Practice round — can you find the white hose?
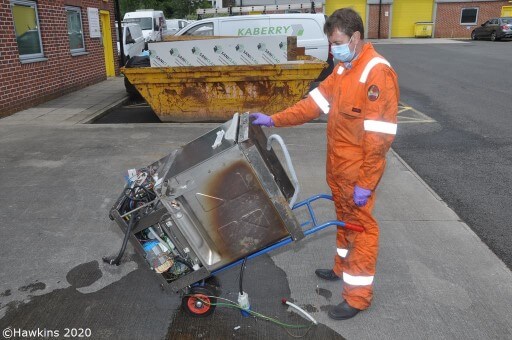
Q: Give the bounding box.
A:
[266,134,300,208]
[284,300,318,325]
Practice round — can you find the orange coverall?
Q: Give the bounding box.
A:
[271,43,399,310]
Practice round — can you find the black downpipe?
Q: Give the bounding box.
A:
[114,0,125,66]
[377,0,382,40]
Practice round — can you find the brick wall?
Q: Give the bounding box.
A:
[0,0,119,116]
[435,0,509,38]
[367,4,391,39]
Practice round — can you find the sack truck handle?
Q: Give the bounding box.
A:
[266,134,300,208]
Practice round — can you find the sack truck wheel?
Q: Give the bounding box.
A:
[182,286,217,317]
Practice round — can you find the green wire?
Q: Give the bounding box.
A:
[190,295,314,329]
[212,302,311,329]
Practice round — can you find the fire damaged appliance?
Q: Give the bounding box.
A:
[105,113,305,313]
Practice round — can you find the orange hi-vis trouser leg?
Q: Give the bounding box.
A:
[328,177,380,311]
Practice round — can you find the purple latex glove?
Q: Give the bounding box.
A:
[250,112,274,127]
[353,185,372,207]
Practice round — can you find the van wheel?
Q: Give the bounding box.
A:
[471,31,477,40]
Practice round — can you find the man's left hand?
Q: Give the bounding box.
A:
[353,185,372,207]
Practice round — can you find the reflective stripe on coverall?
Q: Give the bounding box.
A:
[271,43,399,310]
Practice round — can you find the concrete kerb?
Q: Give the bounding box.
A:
[390,148,443,202]
[73,95,129,124]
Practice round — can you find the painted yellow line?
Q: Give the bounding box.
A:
[397,101,436,123]
[398,106,413,114]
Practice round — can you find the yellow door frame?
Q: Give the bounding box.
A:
[502,6,512,17]
[100,10,115,77]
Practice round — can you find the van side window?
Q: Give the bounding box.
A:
[126,27,133,42]
[183,23,213,36]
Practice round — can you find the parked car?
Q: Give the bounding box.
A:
[165,19,190,36]
[471,17,512,41]
[116,23,145,62]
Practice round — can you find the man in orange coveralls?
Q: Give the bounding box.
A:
[250,8,399,320]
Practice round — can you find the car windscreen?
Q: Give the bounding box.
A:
[501,18,512,24]
[124,17,152,30]
[183,23,213,36]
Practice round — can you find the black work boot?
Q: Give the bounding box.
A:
[315,269,340,281]
[328,300,361,320]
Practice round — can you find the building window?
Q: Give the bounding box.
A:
[66,6,85,53]
[11,0,44,60]
[460,8,478,25]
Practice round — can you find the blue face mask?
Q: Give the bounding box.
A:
[331,37,356,63]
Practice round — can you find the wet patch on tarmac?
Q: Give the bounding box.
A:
[0,256,176,339]
[167,255,345,339]
[18,282,46,293]
[66,261,102,288]
[320,305,331,312]
[316,286,333,300]
[0,256,346,339]
[301,304,318,313]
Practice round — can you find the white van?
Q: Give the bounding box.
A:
[123,10,167,43]
[174,14,328,61]
[116,23,145,60]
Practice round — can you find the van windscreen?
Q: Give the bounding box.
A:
[124,18,152,30]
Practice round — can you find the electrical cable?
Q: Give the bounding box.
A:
[187,294,315,337]
[239,257,247,295]
[106,169,158,266]
[174,257,194,271]
[103,210,140,266]
[123,187,146,202]
[123,181,156,203]
[136,184,156,200]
